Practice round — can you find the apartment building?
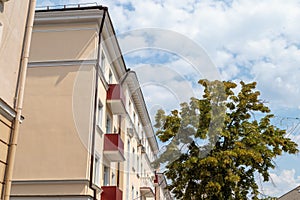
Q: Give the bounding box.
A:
[0,0,35,199]
[279,185,300,200]
[10,5,172,200]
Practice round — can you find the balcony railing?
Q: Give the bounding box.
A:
[101,186,122,200]
[140,176,155,197]
[103,133,125,162]
[106,84,126,115]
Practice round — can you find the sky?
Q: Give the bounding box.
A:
[37,0,300,198]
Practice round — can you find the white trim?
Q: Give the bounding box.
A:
[12,179,89,185]
[33,27,97,33]
[34,9,105,25]
[28,60,97,67]
[0,98,16,121]
[35,15,102,23]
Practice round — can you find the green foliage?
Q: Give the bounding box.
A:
[154,80,298,200]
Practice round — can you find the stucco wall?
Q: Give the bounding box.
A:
[13,65,95,182]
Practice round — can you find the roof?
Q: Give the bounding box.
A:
[279,185,300,200]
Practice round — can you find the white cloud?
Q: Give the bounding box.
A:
[96,0,300,111]
[133,63,198,106]
[39,0,300,110]
[260,169,300,197]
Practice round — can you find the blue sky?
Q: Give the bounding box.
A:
[37,0,300,197]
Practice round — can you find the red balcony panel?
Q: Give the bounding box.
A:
[101,186,122,200]
[106,84,126,115]
[154,174,158,184]
[103,133,125,162]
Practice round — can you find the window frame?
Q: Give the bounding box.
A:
[100,50,106,73]
[97,101,103,129]
[132,147,135,171]
[93,155,101,186]
[103,165,110,186]
[105,115,111,134]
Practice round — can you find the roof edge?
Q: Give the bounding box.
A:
[36,5,108,13]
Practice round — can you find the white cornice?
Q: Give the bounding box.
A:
[125,72,160,153]
[28,59,97,67]
[34,9,105,26]
[0,98,16,121]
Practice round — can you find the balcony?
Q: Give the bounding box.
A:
[140,177,155,197]
[103,133,125,162]
[106,84,126,115]
[101,186,122,200]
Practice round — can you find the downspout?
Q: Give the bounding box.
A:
[89,7,107,200]
[3,0,36,199]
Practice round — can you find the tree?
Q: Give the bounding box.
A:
[154,80,298,200]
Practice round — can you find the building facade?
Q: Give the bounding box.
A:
[0,0,35,199]
[279,185,300,200]
[10,5,172,200]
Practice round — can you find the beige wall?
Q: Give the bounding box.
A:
[11,9,103,197]
[13,65,95,182]
[11,181,89,196]
[0,0,30,107]
[12,64,96,198]
[29,24,98,62]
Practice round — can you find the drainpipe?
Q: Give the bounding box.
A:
[3,0,36,199]
[89,7,107,200]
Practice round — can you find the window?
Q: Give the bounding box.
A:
[127,140,131,163]
[132,148,135,171]
[108,70,113,84]
[106,115,111,133]
[133,112,136,126]
[137,155,140,175]
[103,166,110,186]
[141,131,145,145]
[94,156,100,185]
[111,172,116,185]
[132,186,134,200]
[100,50,105,72]
[97,102,103,128]
[128,100,132,115]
